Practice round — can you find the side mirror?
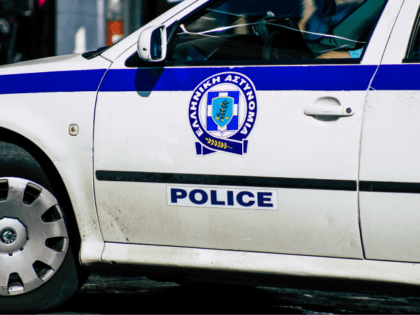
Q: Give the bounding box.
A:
[137,25,167,62]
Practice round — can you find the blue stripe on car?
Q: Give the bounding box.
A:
[99,66,377,92]
[370,64,420,91]
[0,69,107,94]
[0,64,419,94]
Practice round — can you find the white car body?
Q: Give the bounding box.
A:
[2,0,420,307]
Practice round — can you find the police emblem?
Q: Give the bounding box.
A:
[189,72,257,156]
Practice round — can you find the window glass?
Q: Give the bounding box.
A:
[169,0,386,64]
[406,9,420,61]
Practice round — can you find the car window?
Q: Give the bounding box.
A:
[405,8,420,62]
[167,0,387,64]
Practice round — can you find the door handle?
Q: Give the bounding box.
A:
[304,97,354,117]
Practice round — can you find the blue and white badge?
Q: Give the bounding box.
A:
[189,72,258,156]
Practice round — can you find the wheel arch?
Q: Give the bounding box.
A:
[0,127,104,268]
[0,127,81,251]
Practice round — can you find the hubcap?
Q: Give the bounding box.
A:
[0,178,69,296]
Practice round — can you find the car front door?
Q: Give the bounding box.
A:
[94,0,401,258]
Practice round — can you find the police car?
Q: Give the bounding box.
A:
[1,0,420,312]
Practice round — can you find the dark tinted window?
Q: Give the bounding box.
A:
[406,8,420,61]
[168,0,387,64]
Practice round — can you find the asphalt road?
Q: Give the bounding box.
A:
[49,273,420,314]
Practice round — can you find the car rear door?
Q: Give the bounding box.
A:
[94,0,401,259]
[359,0,420,262]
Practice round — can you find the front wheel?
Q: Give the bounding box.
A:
[0,177,85,313]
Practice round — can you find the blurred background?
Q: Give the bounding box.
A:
[0,0,183,65]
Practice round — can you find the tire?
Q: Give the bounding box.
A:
[0,141,88,313]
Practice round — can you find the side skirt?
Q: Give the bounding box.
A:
[95,242,420,296]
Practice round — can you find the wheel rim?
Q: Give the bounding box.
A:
[0,178,68,296]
